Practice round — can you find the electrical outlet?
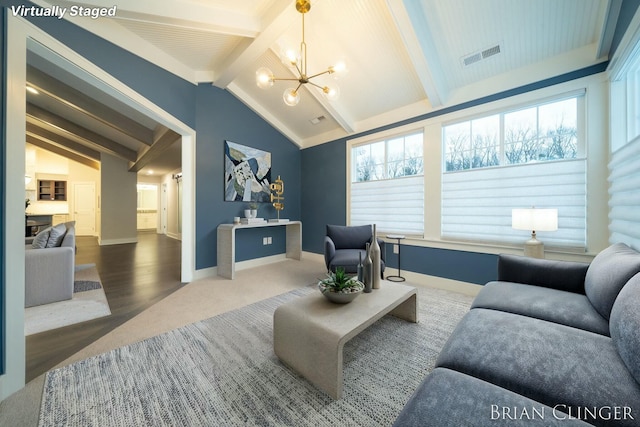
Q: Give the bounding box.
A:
[263,237,268,245]
[267,236,273,244]
[393,244,399,254]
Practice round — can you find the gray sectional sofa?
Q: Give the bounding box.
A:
[394,243,640,426]
[25,221,76,307]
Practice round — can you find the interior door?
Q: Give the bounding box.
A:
[73,182,96,236]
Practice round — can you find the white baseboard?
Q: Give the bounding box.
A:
[398,270,482,297]
[192,266,217,281]
[98,237,138,246]
[236,254,288,271]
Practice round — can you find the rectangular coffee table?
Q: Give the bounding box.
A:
[273,281,418,399]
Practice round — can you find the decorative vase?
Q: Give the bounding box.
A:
[250,209,257,218]
[357,252,364,283]
[370,224,381,289]
[244,209,251,219]
[363,242,373,293]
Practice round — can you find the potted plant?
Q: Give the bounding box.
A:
[244,202,258,219]
[318,267,365,304]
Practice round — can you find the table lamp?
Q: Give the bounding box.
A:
[512,208,558,258]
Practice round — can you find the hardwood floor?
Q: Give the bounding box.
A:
[26,231,182,382]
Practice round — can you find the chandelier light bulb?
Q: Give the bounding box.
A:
[323,84,340,101]
[282,48,300,67]
[256,67,274,89]
[330,61,348,79]
[283,88,300,106]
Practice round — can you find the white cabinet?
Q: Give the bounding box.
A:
[137,211,157,230]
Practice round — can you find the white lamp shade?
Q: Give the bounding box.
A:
[512,208,558,232]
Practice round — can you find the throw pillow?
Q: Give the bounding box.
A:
[31,227,51,249]
[584,243,640,320]
[45,223,67,248]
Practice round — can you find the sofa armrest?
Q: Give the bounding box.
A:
[498,253,589,294]
[25,246,75,307]
[324,236,336,271]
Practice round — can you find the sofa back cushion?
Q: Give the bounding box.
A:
[61,221,76,249]
[609,272,640,385]
[326,224,372,250]
[585,243,640,320]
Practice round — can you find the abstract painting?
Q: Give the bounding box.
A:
[224,141,272,202]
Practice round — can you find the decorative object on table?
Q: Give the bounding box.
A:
[244,202,258,219]
[386,234,406,282]
[224,140,272,202]
[363,242,372,293]
[370,224,381,289]
[318,267,365,304]
[357,252,363,282]
[512,207,558,258]
[268,175,289,223]
[233,216,240,224]
[255,0,346,107]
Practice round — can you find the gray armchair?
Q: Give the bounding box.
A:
[324,224,385,277]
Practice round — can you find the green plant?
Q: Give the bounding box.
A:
[248,202,258,209]
[319,267,364,293]
[25,198,30,211]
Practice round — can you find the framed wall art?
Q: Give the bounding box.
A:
[224,141,272,202]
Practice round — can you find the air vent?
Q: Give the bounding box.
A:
[461,43,502,67]
[482,44,501,59]
[309,115,326,125]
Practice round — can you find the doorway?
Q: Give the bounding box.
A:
[73,182,96,235]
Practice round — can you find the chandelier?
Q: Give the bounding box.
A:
[255,0,346,106]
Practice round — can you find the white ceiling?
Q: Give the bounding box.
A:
[33,0,616,149]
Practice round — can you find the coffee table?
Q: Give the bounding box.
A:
[273,280,418,399]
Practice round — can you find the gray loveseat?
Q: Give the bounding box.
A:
[394,243,640,426]
[25,221,76,307]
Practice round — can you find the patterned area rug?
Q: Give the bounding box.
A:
[25,264,111,336]
[39,285,473,426]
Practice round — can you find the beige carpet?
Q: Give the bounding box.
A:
[24,264,110,336]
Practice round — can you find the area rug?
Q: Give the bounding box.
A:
[39,285,473,426]
[25,264,111,336]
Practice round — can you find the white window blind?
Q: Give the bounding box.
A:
[609,139,640,250]
[442,159,586,249]
[350,175,424,235]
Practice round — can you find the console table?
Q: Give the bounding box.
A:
[217,221,302,279]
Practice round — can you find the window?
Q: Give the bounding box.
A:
[350,131,424,235]
[445,97,578,171]
[609,36,640,250]
[441,94,586,249]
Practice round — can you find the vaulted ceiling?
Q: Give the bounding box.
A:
[29,0,620,172]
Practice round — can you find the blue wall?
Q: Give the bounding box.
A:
[194,84,300,269]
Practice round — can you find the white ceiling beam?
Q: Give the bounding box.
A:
[212,0,295,88]
[26,123,101,161]
[26,135,100,169]
[386,0,447,108]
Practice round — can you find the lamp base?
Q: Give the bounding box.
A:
[523,232,544,258]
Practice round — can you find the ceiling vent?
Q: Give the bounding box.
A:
[309,115,326,125]
[461,43,502,67]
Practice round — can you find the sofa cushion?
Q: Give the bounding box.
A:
[436,309,640,425]
[498,254,589,294]
[610,272,640,386]
[328,249,366,274]
[326,224,372,250]
[585,243,640,320]
[393,368,592,426]
[31,227,51,249]
[472,281,610,335]
[45,223,67,248]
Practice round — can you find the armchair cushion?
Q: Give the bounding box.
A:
[326,224,372,250]
[585,243,640,319]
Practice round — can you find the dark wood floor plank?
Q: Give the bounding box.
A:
[25,231,182,382]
